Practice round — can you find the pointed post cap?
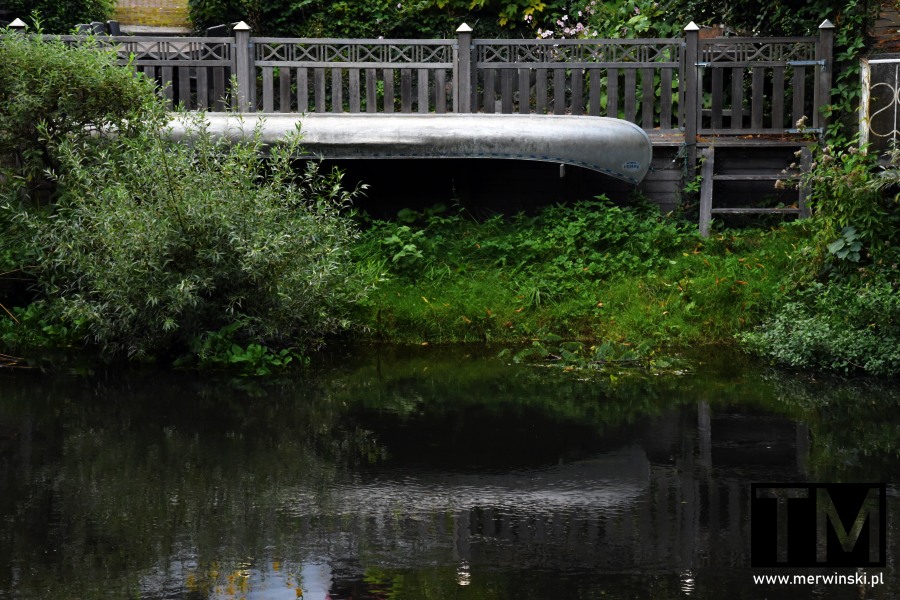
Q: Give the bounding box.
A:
[232,21,251,31]
[684,21,700,32]
[456,23,473,33]
[9,17,27,30]
[819,19,835,29]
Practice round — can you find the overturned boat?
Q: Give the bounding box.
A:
[168,113,652,185]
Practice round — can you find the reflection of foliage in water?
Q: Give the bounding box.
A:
[0,349,898,599]
[757,368,900,481]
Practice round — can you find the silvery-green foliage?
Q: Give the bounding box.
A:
[20,113,375,359]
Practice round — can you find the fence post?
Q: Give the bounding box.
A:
[8,18,27,31]
[455,23,473,113]
[683,21,700,175]
[816,19,835,133]
[233,21,252,112]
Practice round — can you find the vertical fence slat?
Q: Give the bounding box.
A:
[297,68,309,113]
[751,67,765,129]
[588,68,601,116]
[772,66,785,129]
[213,67,226,111]
[262,67,274,112]
[161,66,174,109]
[641,67,654,128]
[178,66,191,109]
[417,68,429,113]
[624,69,637,123]
[553,68,566,115]
[484,69,496,113]
[383,68,395,113]
[731,67,744,129]
[435,69,447,113]
[197,68,208,110]
[660,68,672,129]
[315,68,326,112]
[518,68,530,114]
[349,68,361,112]
[536,68,548,113]
[792,66,806,126]
[500,69,512,113]
[366,68,377,113]
[331,68,343,112]
[711,67,723,129]
[280,66,291,112]
[570,68,583,115]
[607,67,618,118]
[401,69,412,112]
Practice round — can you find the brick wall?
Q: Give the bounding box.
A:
[114,0,189,27]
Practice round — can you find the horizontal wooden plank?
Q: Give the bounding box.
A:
[712,173,796,181]
[710,207,801,214]
[647,172,683,180]
[475,37,685,46]
[476,62,679,69]
[252,37,455,44]
[257,61,452,69]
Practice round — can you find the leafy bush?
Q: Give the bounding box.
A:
[0,31,163,204]
[188,0,538,38]
[739,280,900,376]
[800,144,900,276]
[2,1,115,34]
[739,142,900,376]
[13,114,375,361]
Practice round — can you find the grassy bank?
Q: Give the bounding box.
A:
[351,199,810,349]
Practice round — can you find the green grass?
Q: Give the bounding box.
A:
[351,199,810,349]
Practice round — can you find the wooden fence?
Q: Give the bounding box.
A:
[36,20,833,142]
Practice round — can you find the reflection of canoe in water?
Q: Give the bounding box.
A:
[169,113,653,185]
[280,445,651,518]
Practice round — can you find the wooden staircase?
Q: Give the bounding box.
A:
[698,141,813,237]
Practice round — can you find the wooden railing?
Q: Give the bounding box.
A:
[28,20,834,139]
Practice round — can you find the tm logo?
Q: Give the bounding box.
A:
[751,483,886,568]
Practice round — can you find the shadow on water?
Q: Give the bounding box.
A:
[0,345,898,599]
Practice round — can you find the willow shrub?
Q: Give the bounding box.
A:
[0,31,162,203]
[17,114,375,361]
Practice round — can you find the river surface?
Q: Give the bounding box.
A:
[0,345,898,599]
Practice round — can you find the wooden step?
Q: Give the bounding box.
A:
[699,145,812,237]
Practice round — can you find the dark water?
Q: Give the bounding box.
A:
[0,346,898,600]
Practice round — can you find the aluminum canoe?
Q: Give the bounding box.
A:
[168,112,653,185]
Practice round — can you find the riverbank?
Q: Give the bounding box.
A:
[348,198,899,377]
[351,200,804,347]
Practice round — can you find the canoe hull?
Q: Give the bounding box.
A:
[169,113,653,185]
